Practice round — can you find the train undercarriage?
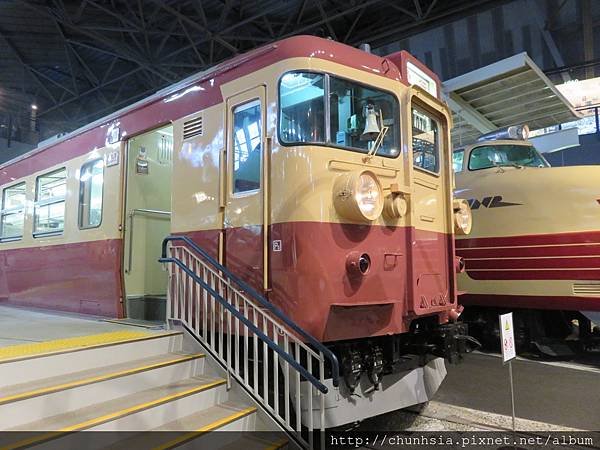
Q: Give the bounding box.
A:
[329,318,478,394]
[462,306,600,357]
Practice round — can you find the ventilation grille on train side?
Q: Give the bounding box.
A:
[183,116,203,140]
[573,283,600,296]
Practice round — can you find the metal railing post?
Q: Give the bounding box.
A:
[159,236,341,448]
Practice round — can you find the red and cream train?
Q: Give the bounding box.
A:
[0,36,473,423]
[454,127,600,352]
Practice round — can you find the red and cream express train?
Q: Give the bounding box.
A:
[0,36,472,422]
[454,127,600,350]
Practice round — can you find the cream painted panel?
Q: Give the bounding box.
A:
[172,105,223,235]
[458,273,580,297]
[456,164,600,238]
[0,144,123,251]
[170,57,453,234]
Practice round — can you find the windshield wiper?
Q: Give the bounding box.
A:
[493,162,524,169]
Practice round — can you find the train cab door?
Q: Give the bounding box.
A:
[223,86,267,291]
[409,103,452,313]
[122,125,173,321]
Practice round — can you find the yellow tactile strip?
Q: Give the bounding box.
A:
[151,406,258,450]
[0,330,153,362]
[1,379,227,450]
[0,353,205,406]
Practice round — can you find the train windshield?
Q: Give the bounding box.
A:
[468,144,549,170]
[279,72,400,157]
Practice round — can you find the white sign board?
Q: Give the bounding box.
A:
[406,61,438,98]
[499,313,516,363]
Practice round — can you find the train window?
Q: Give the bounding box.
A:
[279,72,325,144]
[453,150,465,172]
[412,108,440,174]
[329,77,399,157]
[79,159,104,229]
[232,100,262,193]
[278,72,401,157]
[0,182,26,241]
[34,168,67,236]
[468,144,549,170]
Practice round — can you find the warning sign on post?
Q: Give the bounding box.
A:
[499,313,516,363]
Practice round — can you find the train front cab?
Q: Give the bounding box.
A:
[165,48,471,426]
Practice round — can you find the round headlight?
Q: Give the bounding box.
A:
[356,172,383,220]
[453,198,472,235]
[333,170,384,222]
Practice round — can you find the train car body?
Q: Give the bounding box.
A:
[0,36,470,425]
[454,133,600,350]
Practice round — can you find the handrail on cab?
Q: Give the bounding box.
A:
[160,235,340,388]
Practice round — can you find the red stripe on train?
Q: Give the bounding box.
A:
[460,293,600,311]
[457,243,600,259]
[456,230,600,249]
[465,269,600,280]
[466,256,600,270]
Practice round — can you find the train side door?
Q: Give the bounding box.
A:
[122,125,173,321]
[223,87,266,291]
[409,104,452,313]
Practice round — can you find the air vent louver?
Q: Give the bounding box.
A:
[183,116,203,140]
[573,283,600,296]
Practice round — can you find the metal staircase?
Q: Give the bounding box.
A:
[160,235,340,449]
[0,330,288,449]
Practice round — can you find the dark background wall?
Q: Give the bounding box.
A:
[544,134,600,166]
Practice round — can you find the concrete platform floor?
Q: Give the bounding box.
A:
[0,305,163,347]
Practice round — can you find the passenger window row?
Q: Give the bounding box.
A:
[0,158,105,241]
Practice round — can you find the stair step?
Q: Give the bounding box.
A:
[101,402,259,449]
[219,435,290,450]
[0,331,183,388]
[154,401,257,432]
[6,376,226,432]
[0,352,204,406]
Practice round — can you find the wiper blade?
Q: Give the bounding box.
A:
[493,162,523,169]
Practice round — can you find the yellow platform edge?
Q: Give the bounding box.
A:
[0,330,181,363]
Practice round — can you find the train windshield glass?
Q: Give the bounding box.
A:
[468,144,549,170]
[279,72,400,157]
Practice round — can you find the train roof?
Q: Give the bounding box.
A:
[0,35,439,180]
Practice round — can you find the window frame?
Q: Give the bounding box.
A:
[0,181,27,242]
[277,70,402,159]
[467,143,550,171]
[33,167,67,238]
[231,98,263,197]
[411,106,442,177]
[78,158,105,230]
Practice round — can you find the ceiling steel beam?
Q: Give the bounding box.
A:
[0,27,59,106]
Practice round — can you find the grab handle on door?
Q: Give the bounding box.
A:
[125,208,171,274]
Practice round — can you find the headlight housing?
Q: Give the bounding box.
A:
[453,198,472,235]
[333,170,384,222]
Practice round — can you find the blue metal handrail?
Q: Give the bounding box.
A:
[159,255,329,393]
[161,235,340,388]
